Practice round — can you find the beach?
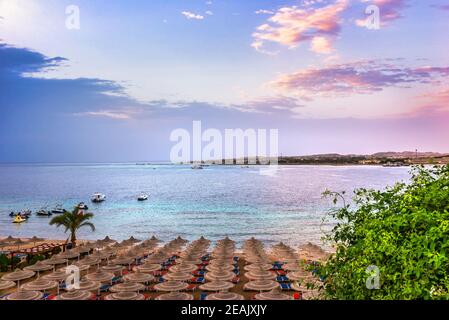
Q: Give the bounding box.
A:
[0,236,330,300]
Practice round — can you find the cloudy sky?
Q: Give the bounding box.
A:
[0,0,448,162]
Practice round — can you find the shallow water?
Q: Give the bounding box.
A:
[0,164,411,247]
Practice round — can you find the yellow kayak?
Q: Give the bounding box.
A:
[13,215,27,224]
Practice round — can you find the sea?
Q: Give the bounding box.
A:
[0,163,411,247]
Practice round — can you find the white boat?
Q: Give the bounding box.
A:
[137,194,149,201]
[51,205,65,214]
[191,165,204,170]
[91,193,106,203]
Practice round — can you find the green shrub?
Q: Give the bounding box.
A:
[320,165,449,300]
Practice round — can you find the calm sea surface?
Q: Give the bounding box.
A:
[0,164,411,247]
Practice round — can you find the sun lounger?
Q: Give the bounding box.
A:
[280,283,292,290]
[200,293,208,300]
[190,277,205,284]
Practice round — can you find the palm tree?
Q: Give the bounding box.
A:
[49,207,95,247]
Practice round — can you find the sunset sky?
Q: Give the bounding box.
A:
[0,0,448,162]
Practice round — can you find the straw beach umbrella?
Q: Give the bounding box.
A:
[0,281,16,291]
[136,263,160,273]
[287,271,315,282]
[206,291,244,300]
[29,236,45,246]
[57,249,80,260]
[154,281,188,292]
[78,255,101,267]
[155,292,193,300]
[206,264,234,272]
[170,263,198,273]
[245,269,277,281]
[124,272,154,283]
[56,290,93,300]
[199,281,234,292]
[60,263,90,273]
[163,272,192,282]
[244,263,272,272]
[205,270,235,282]
[43,257,68,269]
[255,288,293,300]
[243,280,279,291]
[21,279,58,292]
[105,292,145,300]
[85,270,114,283]
[109,282,145,293]
[5,290,44,300]
[42,270,70,282]
[76,280,101,292]
[24,261,53,277]
[101,265,125,275]
[2,269,35,289]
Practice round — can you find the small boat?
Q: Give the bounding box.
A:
[191,165,204,170]
[78,202,89,210]
[13,215,27,224]
[51,205,66,214]
[10,210,32,217]
[91,193,106,203]
[137,194,149,201]
[36,209,52,217]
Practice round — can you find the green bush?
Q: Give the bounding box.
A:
[320,165,449,300]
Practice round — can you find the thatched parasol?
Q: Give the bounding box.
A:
[205,270,235,282]
[136,263,160,273]
[170,263,198,273]
[206,291,244,300]
[163,272,192,282]
[123,272,154,283]
[5,290,43,300]
[155,292,193,300]
[2,269,35,289]
[243,280,279,291]
[56,290,93,300]
[154,281,189,292]
[105,292,145,300]
[21,279,58,292]
[109,282,145,293]
[199,281,234,292]
[0,280,16,291]
[85,271,114,283]
[255,288,293,300]
[245,269,277,281]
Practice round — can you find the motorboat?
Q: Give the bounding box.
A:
[91,193,106,203]
[10,210,32,218]
[137,194,149,201]
[78,202,89,210]
[13,215,27,224]
[36,209,52,217]
[191,165,204,169]
[51,205,66,214]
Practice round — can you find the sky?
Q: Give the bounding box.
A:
[0,0,448,162]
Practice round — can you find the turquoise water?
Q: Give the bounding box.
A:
[0,164,411,246]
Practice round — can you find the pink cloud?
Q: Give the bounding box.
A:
[356,0,408,27]
[252,0,348,54]
[272,60,449,99]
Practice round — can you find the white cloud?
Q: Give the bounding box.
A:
[182,11,204,20]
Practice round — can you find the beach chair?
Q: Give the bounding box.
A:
[193,270,205,276]
[231,276,240,284]
[280,283,291,291]
[190,277,205,284]
[276,276,289,283]
[276,270,287,276]
[111,276,122,284]
[200,293,208,300]
[100,284,111,293]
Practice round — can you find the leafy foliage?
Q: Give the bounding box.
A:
[320,165,449,300]
[49,207,95,247]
